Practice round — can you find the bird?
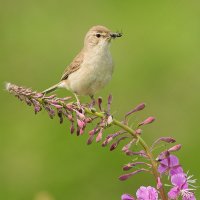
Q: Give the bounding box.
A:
[42,25,122,106]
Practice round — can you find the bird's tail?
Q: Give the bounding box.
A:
[42,83,60,94]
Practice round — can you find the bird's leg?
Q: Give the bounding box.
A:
[74,93,81,109]
[89,95,96,109]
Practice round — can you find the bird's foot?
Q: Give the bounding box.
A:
[73,93,82,110]
[89,95,96,109]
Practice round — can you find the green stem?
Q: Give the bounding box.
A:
[38,97,167,199]
[85,108,168,200]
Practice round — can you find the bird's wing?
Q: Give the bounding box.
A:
[60,50,84,81]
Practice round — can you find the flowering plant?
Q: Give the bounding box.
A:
[6,83,197,200]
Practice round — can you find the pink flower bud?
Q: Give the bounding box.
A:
[49,109,55,119]
[51,104,63,109]
[118,173,132,181]
[58,110,63,124]
[66,104,73,110]
[122,164,132,171]
[125,103,146,118]
[108,94,112,105]
[96,128,103,142]
[79,128,84,135]
[25,98,32,106]
[33,93,44,98]
[89,128,99,136]
[77,119,85,129]
[59,97,72,101]
[99,121,106,127]
[123,162,151,171]
[124,150,135,156]
[135,129,142,135]
[67,114,74,122]
[70,123,75,134]
[34,105,41,114]
[75,111,85,120]
[85,117,93,123]
[160,137,176,143]
[124,150,147,158]
[122,139,136,152]
[139,116,155,127]
[107,137,114,143]
[102,135,113,147]
[49,100,59,104]
[43,94,56,99]
[110,136,128,151]
[76,127,80,136]
[121,194,135,200]
[157,177,162,190]
[168,144,181,152]
[151,137,176,150]
[119,169,148,181]
[110,142,118,151]
[87,134,95,145]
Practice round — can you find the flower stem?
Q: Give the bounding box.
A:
[84,108,168,200]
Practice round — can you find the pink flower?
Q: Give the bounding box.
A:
[122,186,158,200]
[158,155,183,176]
[136,186,158,200]
[168,173,196,200]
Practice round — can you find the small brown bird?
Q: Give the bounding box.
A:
[42,25,122,104]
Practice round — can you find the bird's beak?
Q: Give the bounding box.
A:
[110,32,122,39]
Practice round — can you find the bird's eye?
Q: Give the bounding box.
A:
[96,33,101,38]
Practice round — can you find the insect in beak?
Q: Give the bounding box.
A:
[110,32,122,38]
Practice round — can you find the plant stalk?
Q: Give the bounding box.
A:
[84,108,168,200]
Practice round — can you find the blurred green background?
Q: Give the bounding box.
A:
[1,1,200,199]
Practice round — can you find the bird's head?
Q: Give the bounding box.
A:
[84,25,122,50]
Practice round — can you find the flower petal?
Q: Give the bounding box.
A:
[136,186,149,199]
[158,163,168,174]
[170,166,183,176]
[168,155,180,167]
[161,155,180,167]
[171,173,187,188]
[168,187,180,199]
[147,186,159,200]
[119,169,148,181]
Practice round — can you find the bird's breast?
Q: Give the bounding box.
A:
[67,49,114,95]
[85,49,113,75]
